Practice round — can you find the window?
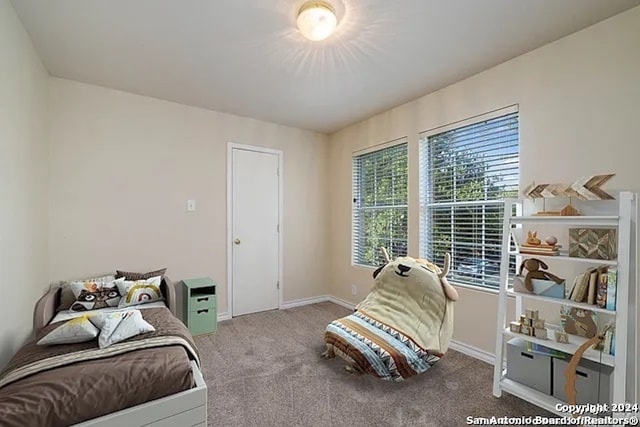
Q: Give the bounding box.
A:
[419,110,519,289]
[352,141,408,267]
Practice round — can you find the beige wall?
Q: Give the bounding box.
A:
[328,7,640,355]
[0,0,50,367]
[48,78,329,318]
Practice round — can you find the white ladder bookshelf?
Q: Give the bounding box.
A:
[492,191,637,416]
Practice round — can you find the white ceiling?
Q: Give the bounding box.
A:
[11,0,640,134]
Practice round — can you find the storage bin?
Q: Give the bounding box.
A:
[552,357,613,404]
[506,338,552,394]
[513,275,565,299]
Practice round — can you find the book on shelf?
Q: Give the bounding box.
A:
[526,342,567,359]
[603,329,616,355]
[586,269,598,305]
[606,269,617,311]
[519,250,560,256]
[610,330,616,356]
[568,266,609,304]
[567,275,578,300]
[596,271,608,308]
[572,269,593,302]
[571,270,586,302]
[520,243,560,250]
[519,243,560,254]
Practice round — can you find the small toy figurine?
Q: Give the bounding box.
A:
[527,231,541,245]
[555,331,569,343]
[518,258,564,292]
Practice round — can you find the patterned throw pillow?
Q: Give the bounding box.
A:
[69,278,125,313]
[57,274,117,311]
[37,316,99,346]
[90,310,155,349]
[116,276,164,308]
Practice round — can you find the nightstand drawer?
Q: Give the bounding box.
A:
[189,295,216,311]
[188,308,217,335]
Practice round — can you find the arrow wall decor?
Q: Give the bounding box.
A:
[565,174,615,200]
[523,174,615,200]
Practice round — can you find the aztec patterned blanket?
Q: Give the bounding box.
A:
[324,310,442,382]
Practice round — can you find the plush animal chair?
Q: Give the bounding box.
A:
[323,251,458,381]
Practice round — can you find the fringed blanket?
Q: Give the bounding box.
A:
[324,311,442,382]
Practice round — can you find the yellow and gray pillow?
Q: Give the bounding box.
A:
[117,276,164,308]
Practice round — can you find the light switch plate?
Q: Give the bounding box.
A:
[187,199,196,211]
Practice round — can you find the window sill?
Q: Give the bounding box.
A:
[352,263,378,270]
[448,280,500,295]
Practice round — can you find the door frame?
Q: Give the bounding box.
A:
[226,142,284,318]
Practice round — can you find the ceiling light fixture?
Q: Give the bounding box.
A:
[296,2,337,41]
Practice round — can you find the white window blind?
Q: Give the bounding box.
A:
[419,111,519,289]
[353,142,408,267]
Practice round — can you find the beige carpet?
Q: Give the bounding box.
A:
[193,302,550,427]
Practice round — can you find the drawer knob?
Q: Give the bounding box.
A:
[234,238,241,245]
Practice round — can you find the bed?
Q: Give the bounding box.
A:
[0,277,208,427]
[323,255,458,381]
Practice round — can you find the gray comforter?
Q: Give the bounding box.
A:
[0,307,200,427]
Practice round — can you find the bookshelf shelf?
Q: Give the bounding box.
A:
[508,250,618,266]
[493,192,636,411]
[502,326,615,366]
[509,215,619,226]
[498,376,566,416]
[506,290,616,315]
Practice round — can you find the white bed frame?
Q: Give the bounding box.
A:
[74,361,207,427]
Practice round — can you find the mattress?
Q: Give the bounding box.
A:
[0,307,199,427]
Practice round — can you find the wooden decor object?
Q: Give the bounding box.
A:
[560,203,580,216]
[569,228,617,260]
[554,331,569,343]
[565,174,616,200]
[523,174,616,200]
[534,328,547,339]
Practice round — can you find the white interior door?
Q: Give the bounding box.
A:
[231,147,280,316]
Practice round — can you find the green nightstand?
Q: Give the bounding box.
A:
[183,277,217,335]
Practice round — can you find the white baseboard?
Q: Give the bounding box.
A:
[217,312,231,322]
[448,339,495,365]
[326,295,356,310]
[280,295,330,309]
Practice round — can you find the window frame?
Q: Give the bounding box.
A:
[418,106,519,291]
[351,138,409,268]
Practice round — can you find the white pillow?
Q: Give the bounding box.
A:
[69,277,125,312]
[90,310,155,349]
[116,276,164,308]
[37,316,99,346]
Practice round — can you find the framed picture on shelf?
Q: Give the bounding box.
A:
[560,305,597,338]
[568,228,617,260]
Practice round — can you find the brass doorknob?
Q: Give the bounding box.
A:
[234,238,241,245]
